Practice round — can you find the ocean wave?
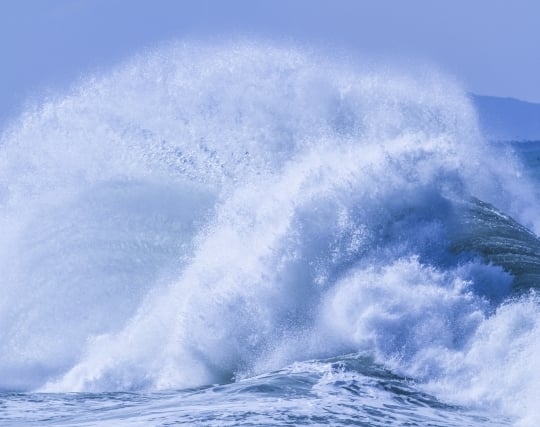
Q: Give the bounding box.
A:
[0,41,539,425]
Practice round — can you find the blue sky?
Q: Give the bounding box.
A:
[1,0,539,125]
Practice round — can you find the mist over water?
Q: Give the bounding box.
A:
[1,41,539,425]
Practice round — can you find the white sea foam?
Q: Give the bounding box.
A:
[0,41,539,425]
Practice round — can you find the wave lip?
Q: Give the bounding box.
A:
[451,197,540,292]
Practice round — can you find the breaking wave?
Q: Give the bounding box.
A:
[1,41,539,425]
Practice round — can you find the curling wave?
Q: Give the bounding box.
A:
[1,41,539,425]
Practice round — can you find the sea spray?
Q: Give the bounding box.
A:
[0,41,539,425]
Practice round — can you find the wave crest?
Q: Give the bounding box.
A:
[1,40,539,425]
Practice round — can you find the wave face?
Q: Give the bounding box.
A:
[1,42,540,425]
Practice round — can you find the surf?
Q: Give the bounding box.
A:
[0,41,539,425]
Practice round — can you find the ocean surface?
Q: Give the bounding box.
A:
[1,42,540,426]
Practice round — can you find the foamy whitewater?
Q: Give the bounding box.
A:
[1,41,540,426]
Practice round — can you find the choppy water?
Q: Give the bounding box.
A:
[1,355,512,426]
[1,41,539,426]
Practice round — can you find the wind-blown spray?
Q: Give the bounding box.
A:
[0,41,539,425]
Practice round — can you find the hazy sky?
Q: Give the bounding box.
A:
[1,0,539,125]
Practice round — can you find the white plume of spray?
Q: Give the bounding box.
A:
[0,41,539,425]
